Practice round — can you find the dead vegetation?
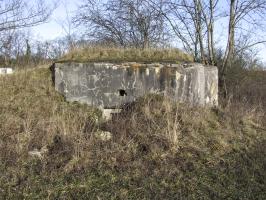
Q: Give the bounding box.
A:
[59,47,194,63]
[0,67,265,199]
[226,68,266,109]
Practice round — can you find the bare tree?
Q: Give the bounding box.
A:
[74,0,168,48]
[220,0,266,96]
[0,0,54,65]
[0,30,26,65]
[194,0,207,63]
[0,30,13,65]
[199,0,218,65]
[145,0,213,63]
[0,0,52,32]
[56,0,77,51]
[222,0,266,67]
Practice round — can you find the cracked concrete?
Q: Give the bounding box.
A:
[51,62,218,108]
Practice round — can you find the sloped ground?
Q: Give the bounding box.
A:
[0,67,265,199]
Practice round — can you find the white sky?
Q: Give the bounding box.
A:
[32,0,266,62]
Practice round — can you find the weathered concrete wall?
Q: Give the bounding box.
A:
[52,62,218,108]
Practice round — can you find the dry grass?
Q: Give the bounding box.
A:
[0,67,100,170]
[226,68,266,109]
[59,46,194,63]
[0,67,265,199]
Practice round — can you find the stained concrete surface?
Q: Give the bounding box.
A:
[52,62,218,108]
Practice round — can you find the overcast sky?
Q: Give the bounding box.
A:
[32,0,266,62]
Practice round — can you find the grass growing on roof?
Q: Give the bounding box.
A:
[59,47,194,63]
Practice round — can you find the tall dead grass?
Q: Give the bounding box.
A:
[226,67,266,109]
[0,67,100,170]
[59,46,193,63]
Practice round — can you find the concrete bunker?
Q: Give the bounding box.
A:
[51,62,218,111]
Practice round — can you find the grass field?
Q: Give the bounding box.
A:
[0,66,265,199]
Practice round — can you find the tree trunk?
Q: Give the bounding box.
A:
[194,0,207,64]
[208,0,215,65]
[199,0,215,65]
[222,0,236,72]
[221,0,236,98]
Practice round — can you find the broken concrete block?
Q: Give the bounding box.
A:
[102,108,122,120]
[94,130,112,141]
[0,68,13,75]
